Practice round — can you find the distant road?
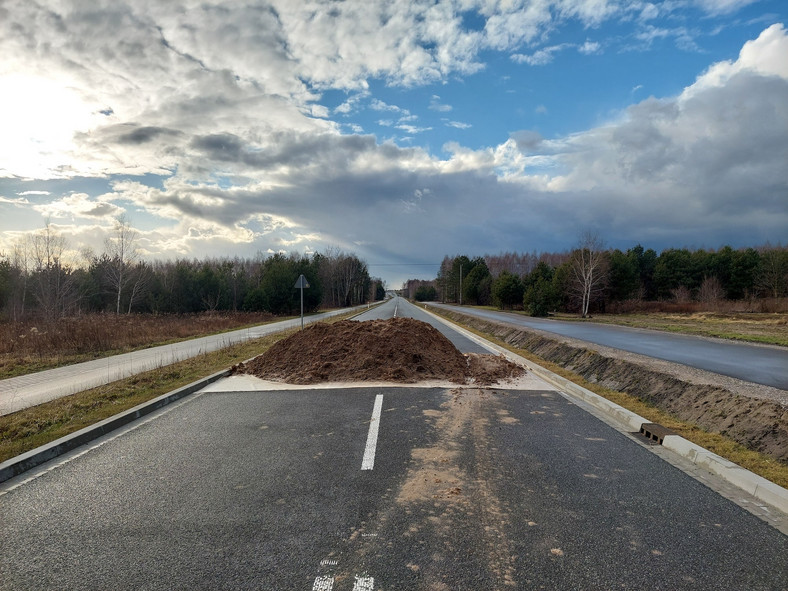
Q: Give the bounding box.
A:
[427,303,788,390]
[355,296,489,354]
[0,307,364,416]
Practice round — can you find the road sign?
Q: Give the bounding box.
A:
[294,274,309,328]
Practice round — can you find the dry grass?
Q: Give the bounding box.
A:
[568,311,788,347]
[0,312,282,379]
[0,311,357,464]
[435,312,788,489]
[474,299,788,347]
[607,297,788,315]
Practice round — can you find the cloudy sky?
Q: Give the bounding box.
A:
[1,0,786,287]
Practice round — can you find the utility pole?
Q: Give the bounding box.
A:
[459,264,463,306]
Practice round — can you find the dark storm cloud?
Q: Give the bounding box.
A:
[118,125,183,145]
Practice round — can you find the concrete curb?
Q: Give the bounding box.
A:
[0,369,230,484]
[423,306,788,516]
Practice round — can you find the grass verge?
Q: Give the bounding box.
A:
[436,312,788,489]
[0,314,299,380]
[0,311,357,464]
[462,306,788,347]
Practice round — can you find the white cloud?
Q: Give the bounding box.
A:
[429,95,453,112]
[396,124,433,134]
[578,40,601,54]
[687,23,788,96]
[446,120,472,129]
[0,196,30,206]
[370,99,407,113]
[512,44,570,65]
[694,0,760,16]
[334,92,370,114]
[33,193,125,220]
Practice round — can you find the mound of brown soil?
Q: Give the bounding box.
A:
[234,318,524,386]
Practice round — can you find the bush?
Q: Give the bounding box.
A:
[524,279,558,316]
[415,285,437,301]
[492,271,524,310]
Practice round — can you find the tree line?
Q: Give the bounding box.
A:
[0,221,385,321]
[405,238,788,316]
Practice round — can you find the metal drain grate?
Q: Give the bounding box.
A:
[638,423,676,445]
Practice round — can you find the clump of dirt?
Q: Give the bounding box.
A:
[233,318,524,386]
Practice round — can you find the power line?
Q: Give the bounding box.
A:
[367,263,440,266]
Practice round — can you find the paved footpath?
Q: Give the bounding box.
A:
[0,307,364,416]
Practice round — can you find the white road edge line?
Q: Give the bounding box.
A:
[361,394,384,470]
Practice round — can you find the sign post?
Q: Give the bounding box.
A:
[294,274,310,329]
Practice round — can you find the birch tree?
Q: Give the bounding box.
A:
[570,232,608,318]
[104,214,140,314]
[31,223,75,320]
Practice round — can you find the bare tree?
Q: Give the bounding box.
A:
[756,248,787,298]
[671,285,692,304]
[10,237,31,321]
[31,222,75,320]
[698,276,724,305]
[104,214,140,314]
[570,231,608,318]
[126,261,152,313]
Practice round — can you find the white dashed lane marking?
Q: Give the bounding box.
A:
[312,575,334,590]
[353,575,375,590]
[361,394,383,470]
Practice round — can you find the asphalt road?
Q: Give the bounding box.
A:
[428,303,788,390]
[1,305,786,589]
[1,385,785,590]
[0,307,362,416]
[354,296,489,354]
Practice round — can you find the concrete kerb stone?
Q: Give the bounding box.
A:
[662,435,788,514]
[422,307,788,517]
[0,369,231,484]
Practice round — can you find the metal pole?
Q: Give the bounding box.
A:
[300,285,304,329]
[459,264,463,306]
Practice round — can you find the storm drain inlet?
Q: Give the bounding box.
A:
[638,423,676,445]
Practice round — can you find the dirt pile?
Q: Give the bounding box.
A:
[234,318,524,386]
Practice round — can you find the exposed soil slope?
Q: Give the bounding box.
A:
[234,318,523,386]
